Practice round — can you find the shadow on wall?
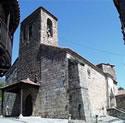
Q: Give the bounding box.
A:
[11,86,39,117]
[68,59,86,120]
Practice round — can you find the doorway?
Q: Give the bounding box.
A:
[24,94,33,116]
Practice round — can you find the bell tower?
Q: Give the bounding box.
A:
[18,7,58,80]
[40,7,58,46]
[20,7,58,55]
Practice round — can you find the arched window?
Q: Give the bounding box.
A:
[47,18,53,37]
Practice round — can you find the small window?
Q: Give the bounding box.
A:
[78,104,81,119]
[87,68,91,78]
[23,27,26,40]
[78,104,81,112]
[34,74,38,83]
[28,24,33,40]
[65,105,68,111]
[80,62,85,66]
[69,95,72,101]
[47,18,53,37]
[45,93,48,101]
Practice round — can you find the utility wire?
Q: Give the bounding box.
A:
[60,40,125,57]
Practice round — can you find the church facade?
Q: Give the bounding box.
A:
[0,7,122,122]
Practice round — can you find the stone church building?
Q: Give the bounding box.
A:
[0,7,123,122]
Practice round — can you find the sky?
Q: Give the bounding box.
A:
[12,0,125,87]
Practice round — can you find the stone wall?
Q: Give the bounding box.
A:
[87,64,107,116]
[18,7,58,81]
[40,8,58,46]
[68,59,92,121]
[107,76,117,108]
[68,60,85,120]
[33,45,69,118]
[66,52,108,117]
[107,108,125,120]
[5,58,19,84]
[97,64,116,81]
[18,8,41,82]
[78,63,93,123]
[4,59,19,116]
[116,95,125,111]
[102,65,116,81]
[3,7,65,118]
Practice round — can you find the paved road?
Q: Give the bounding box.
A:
[0,118,25,123]
[0,116,125,123]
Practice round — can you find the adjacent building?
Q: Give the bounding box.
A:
[0,0,20,76]
[113,0,125,44]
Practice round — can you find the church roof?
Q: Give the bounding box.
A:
[0,78,40,93]
[20,78,39,85]
[116,89,125,97]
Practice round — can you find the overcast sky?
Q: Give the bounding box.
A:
[12,0,125,87]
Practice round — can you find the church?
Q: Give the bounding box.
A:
[1,6,125,122]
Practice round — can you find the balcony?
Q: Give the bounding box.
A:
[0,19,12,76]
